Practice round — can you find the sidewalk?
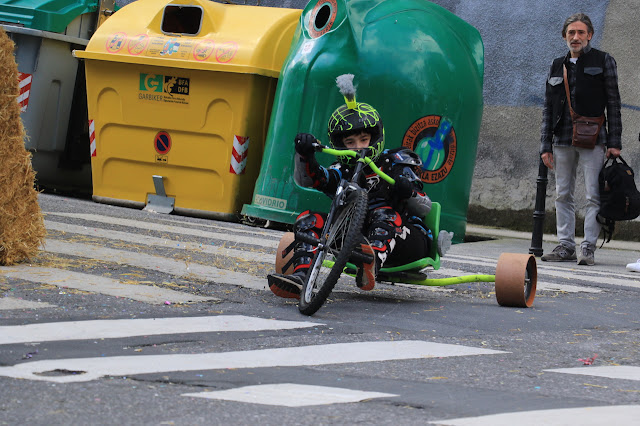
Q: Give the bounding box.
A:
[460,225,640,277]
[466,224,640,251]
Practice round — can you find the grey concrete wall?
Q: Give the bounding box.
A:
[115,0,640,235]
[453,0,640,230]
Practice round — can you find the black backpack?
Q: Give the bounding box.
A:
[597,155,640,244]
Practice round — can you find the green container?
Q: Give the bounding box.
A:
[242,0,484,243]
[0,0,98,32]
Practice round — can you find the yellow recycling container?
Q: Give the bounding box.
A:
[75,0,300,219]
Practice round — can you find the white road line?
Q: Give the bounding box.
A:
[0,297,56,310]
[183,383,397,407]
[45,213,279,248]
[0,266,217,305]
[43,216,619,293]
[444,256,640,290]
[429,405,640,425]
[47,212,280,238]
[450,253,640,280]
[42,239,266,290]
[45,220,274,264]
[0,340,507,383]
[0,315,321,345]
[156,216,283,238]
[536,281,602,293]
[537,266,640,282]
[545,366,640,381]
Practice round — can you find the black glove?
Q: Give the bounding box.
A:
[394,176,414,199]
[294,133,317,158]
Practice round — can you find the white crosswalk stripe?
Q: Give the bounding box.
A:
[46,212,279,248]
[37,212,638,302]
[183,383,398,407]
[5,212,619,310]
[0,315,319,345]
[0,313,504,406]
[0,265,218,305]
[0,297,56,310]
[429,366,640,424]
[43,239,266,291]
[430,405,640,426]
[544,366,640,381]
[2,311,637,411]
[0,338,507,383]
[45,220,273,264]
[444,254,640,291]
[1,208,633,316]
[0,213,277,309]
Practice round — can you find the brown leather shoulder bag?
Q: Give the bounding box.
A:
[563,64,605,149]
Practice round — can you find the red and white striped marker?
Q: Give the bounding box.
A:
[17,72,32,112]
[88,119,96,157]
[230,135,249,174]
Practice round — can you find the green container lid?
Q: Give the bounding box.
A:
[0,0,98,33]
[243,0,483,243]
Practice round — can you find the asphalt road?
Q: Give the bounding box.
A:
[0,193,639,425]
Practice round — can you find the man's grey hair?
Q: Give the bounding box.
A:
[562,13,594,37]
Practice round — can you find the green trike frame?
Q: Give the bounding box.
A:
[276,204,537,310]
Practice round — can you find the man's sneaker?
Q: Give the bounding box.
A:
[577,247,595,266]
[626,259,640,272]
[267,273,303,299]
[541,245,576,262]
[355,243,376,291]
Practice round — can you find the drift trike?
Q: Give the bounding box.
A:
[274,144,537,316]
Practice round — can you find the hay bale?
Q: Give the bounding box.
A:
[0,27,45,265]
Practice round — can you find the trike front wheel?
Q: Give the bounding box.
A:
[299,188,368,316]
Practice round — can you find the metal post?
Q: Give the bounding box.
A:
[529,157,548,256]
[97,0,116,29]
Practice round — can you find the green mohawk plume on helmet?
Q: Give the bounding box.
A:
[327,74,385,163]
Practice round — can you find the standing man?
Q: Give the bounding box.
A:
[540,12,622,266]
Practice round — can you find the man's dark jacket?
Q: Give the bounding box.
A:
[547,47,607,130]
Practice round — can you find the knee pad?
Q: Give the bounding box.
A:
[293,210,325,255]
[276,235,314,276]
[294,210,325,235]
[278,211,326,275]
[368,207,403,244]
[366,207,407,265]
[369,207,403,228]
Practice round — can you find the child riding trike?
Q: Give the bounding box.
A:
[268,74,537,316]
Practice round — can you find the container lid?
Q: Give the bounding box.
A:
[75,0,301,78]
[0,0,98,33]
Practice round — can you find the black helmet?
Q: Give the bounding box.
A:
[384,148,423,183]
[387,148,422,168]
[327,74,385,163]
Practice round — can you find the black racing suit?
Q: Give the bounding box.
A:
[287,147,433,277]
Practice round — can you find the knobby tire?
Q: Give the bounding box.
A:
[298,188,368,316]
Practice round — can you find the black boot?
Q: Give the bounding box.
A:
[267,272,305,299]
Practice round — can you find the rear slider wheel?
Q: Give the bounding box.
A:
[495,253,537,308]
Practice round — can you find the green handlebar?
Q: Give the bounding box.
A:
[319,147,396,185]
